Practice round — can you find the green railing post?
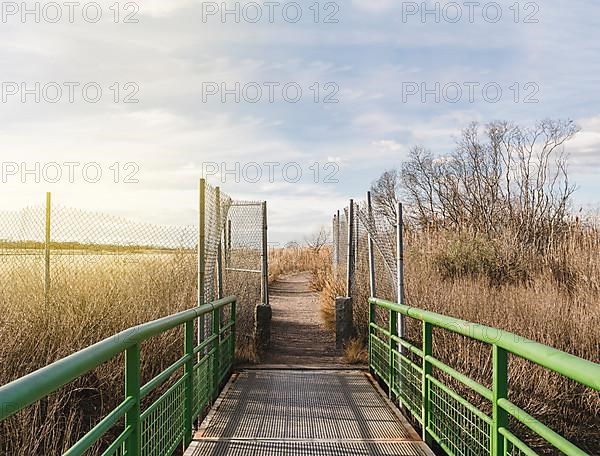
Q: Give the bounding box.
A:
[212,306,220,400]
[422,321,433,446]
[389,308,397,396]
[125,344,141,456]
[230,300,236,366]
[368,300,375,374]
[183,320,194,447]
[493,345,509,456]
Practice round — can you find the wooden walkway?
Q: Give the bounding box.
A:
[185,369,434,455]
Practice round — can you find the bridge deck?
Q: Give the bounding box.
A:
[185,369,434,456]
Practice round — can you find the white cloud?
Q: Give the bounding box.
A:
[351,0,395,13]
[372,140,403,152]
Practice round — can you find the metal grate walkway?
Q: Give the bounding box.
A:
[185,370,434,456]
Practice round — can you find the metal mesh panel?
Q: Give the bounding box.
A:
[224,202,262,272]
[506,441,530,456]
[370,334,389,383]
[203,184,232,304]
[0,207,46,304]
[202,370,413,441]
[193,356,211,420]
[332,209,348,271]
[102,446,125,456]
[355,200,397,288]
[190,440,430,455]
[331,199,398,303]
[0,202,199,317]
[392,351,423,423]
[101,430,128,456]
[223,201,264,339]
[504,433,537,456]
[140,377,186,456]
[428,377,492,456]
[219,334,234,382]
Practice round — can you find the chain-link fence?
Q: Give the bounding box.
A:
[331,195,403,338]
[0,182,268,346]
[222,201,268,341]
[332,198,400,302]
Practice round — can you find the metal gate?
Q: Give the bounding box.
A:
[224,201,269,306]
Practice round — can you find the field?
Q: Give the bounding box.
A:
[0,247,263,455]
[316,221,600,454]
[1,222,599,454]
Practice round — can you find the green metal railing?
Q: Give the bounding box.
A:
[368,297,600,456]
[0,296,236,456]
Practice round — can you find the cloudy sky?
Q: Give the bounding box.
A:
[1,0,599,243]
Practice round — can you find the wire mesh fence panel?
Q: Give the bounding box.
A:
[0,186,264,344]
[0,207,46,306]
[331,200,398,294]
[354,200,398,298]
[331,198,402,338]
[223,201,264,340]
[333,210,348,274]
[202,183,233,304]
[0,186,267,456]
[49,205,199,309]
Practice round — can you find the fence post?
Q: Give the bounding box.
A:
[492,345,508,456]
[368,300,375,372]
[261,201,269,305]
[230,300,237,366]
[332,213,337,268]
[125,344,141,456]
[212,306,221,401]
[198,179,206,347]
[224,218,230,269]
[396,202,405,337]
[367,192,376,298]
[183,320,194,446]
[44,192,51,306]
[336,209,340,270]
[389,308,397,398]
[227,220,231,251]
[346,200,354,298]
[422,322,433,446]
[216,187,223,300]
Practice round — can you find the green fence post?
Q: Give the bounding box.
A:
[389,308,397,396]
[230,300,236,369]
[212,307,221,400]
[422,322,433,446]
[368,301,375,374]
[125,344,141,456]
[493,345,508,456]
[184,320,194,447]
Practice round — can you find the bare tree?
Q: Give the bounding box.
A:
[370,169,401,226]
[371,119,580,251]
[305,225,330,253]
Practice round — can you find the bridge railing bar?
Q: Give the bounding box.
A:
[0,295,237,456]
[369,297,600,456]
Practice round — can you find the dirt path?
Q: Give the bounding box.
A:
[261,272,345,366]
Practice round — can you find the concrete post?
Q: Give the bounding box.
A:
[335,297,354,349]
[255,304,272,350]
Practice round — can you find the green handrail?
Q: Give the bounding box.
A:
[0,295,237,456]
[368,297,600,456]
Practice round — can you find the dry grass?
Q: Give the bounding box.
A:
[0,252,261,455]
[314,263,344,332]
[343,337,368,364]
[318,221,600,454]
[268,246,330,284]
